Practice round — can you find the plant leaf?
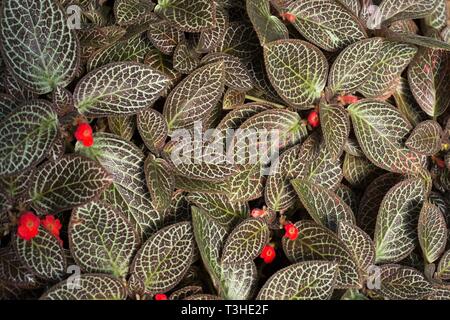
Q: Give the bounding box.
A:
[114,0,155,26]
[406,120,442,155]
[74,62,169,117]
[69,201,140,277]
[377,0,438,26]
[264,39,328,109]
[41,274,127,300]
[144,154,174,211]
[343,153,383,188]
[129,222,195,295]
[108,115,136,141]
[137,109,168,155]
[220,261,257,300]
[0,247,40,288]
[147,21,184,55]
[198,8,228,52]
[287,0,366,51]
[418,202,448,264]
[215,21,259,61]
[257,261,338,300]
[374,178,426,264]
[437,250,450,280]
[283,220,361,288]
[320,103,350,161]
[173,39,201,74]
[393,77,427,126]
[0,0,79,94]
[0,101,58,177]
[291,179,355,231]
[29,155,112,213]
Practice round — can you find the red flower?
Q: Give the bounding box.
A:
[17,212,40,241]
[338,95,359,105]
[280,12,296,23]
[74,123,94,147]
[260,245,276,264]
[307,110,320,128]
[284,223,299,240]
[435,157,446,169]
[251,208,266,218]
[41,215,62,237]
[154,293,168,300]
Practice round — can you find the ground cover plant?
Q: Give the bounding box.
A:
[0,0,450,300]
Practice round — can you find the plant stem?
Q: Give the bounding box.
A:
[244,95,286,109]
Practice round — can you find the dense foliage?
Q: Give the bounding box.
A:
[0,0,450,300]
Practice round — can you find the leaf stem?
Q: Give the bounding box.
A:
[244,95,286,109]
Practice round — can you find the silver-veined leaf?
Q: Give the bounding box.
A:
[287,0,366,51]
[74,62,169,117]
[173,39,201,74]
[418,202,448,264]
[437,250,450,280]
[0,247,40,289]
[222,89,246,110]
[69,201,140,277]
[343,153,383,188]
[129,222,195,295]
[220,261,257,300]
[0,0,79,94]
[0,101,58,176]
[424,0,448,30]
[147,21,184,55]
[377,0,437,26]
[406,120,443,156]
[320,103,350,161]
[393,77,427,126]
[108,115,136,141]
[264,39,328,109]
[215,21,259,61]
[114,0,155,26]
[137,108,168,155]
[144,154,174,211]
[257,261,338,300]
[29,155,112,213]
[198,8,228,52]
[374,178,426,264]
[0,94,17,120]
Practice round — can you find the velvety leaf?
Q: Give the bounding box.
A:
[337,222,375,276]
[222,89,246,110]
[29,155,112,213]
[328,38,382,94]
[154,0,216,32]
[198,8,228,52]
[173,40,201,74]
[114,0,155,26]
[428,284,450,300]
[358,41,417,98]
[52,86,74,117]
[406,120,442,156]
[0,101,58,176]
[257,261,338,300]
[335,184,359,215]
[215,21,259,61]
[163,61,225,132]
[144,154,174,211]
[287,0,366,51]
[220,261,257,300]
[408,48,450,117]
[144,49,181,96]
[418,202,448,264]
[69,201,140,277]
[348,100,428,178]
[15,227,66,281]
[377,0,438,26]
[374,179,426,264]
[393,77,427,126]
[221,218,269,265]
[343,153,383,188]
[224,164,265,202]
[283,220,361,288]
[291,179,355,231]
[129,222,195,295]
[0,247,40,288]
[337,0,360,16]
[41,274,127,300]
[0,0,79,94]
[246,0,289,45]
[108,115,136,141]
[437,250,450,280]
[264,40,328,109]
[306,144,343,190]
[320,104,350,161]
[74,62,169,117]
[137,108,168,155]
[147,21,184,55]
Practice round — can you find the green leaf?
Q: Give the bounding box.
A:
[374,178,426,264]
[377,0,437,26]
[187,192,248,230]
[283,220,361,288]
[29,155,112,213]
[287,0,366,51]
[408,48,450,117]
[108,115,136,141]
[221,218,269,265]
[291,179,355,231]
[155,0,215,32]
[0,0,79,94]
[264,39,328,109]
[197,8,228,52]
[348,100,428,177]
[41,274,128,300]
[144,154,174,211]
[74,62,169,117]
[15,227,66,281]
[343,153,383,188]
[129,222,195,295]
[320,104,350,161]
[137,109,168,155]
[76,133,162,239]
[328,38,383,94]
[406,120,443,156]
[257,261,338,300]
[372,265,432,300]
[114,0,155,26]
[163,61,225,132]
[437,250,450,280]
[425,0,448,30]
[0,101,58,176]
[69,201,140,277]
[358,41,417,98]
[418,202,448,264]
[147,21,183,55]
[246,0,288,45]
[337,222,375,276]
[0,247,40,288]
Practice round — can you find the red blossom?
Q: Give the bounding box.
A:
[280,12,296,23]
[338,94,360,105]
[307,110,320,128]
[260,245,276,264]
[154,293,168,300]
[251,208,266,218]
[17,212,40,241]
[74,123,94,147]
[284,223,299,240]
[41,215,62,237]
